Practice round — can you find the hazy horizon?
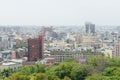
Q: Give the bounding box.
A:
[0,0,120,26]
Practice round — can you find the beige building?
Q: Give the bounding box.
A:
[104,50,113,58]
[114,37,120,57]
[78,34,99,47]
[48,51,84,63]
[115,42,120,57]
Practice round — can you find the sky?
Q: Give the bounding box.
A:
[0,0,120,26]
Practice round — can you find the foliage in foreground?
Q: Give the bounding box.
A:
[1,56,120,80]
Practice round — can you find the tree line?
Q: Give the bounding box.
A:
[1,56,120,80]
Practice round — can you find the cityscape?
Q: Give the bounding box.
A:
[1,0,120,80]
[0,24,120,79]
[0,24,118,63]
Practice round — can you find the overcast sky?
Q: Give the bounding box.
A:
[0,0,120,26]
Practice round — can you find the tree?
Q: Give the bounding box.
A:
[86,56,108,72]
[9,73,30,80]
[47,75,60,80]
[1,68,13,78]
[31,73,47,80]
[54,62,77,79]
[71,64,91,80]
[108,58,120,67]
[63,76,71,80]
[85,73,109,80]
[17,64,45,75]
[46,61,77,79]
[103,67,120,76]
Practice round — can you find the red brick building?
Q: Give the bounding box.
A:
[28,35,44,61]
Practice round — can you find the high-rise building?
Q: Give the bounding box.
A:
[85,22,95,34]
[114,37,120,57]
[28,35,44,61]
[75,33,83,44]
